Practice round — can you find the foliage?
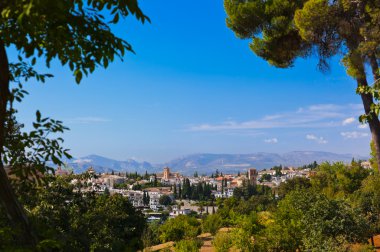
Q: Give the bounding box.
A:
[0,176,146,251]
[202,214,223,235]
[259,173,272,182]
[277,176,311,198]
[200,162,376,251]
[302,161,319,169]
[174,239,202,252]
[212,231,233,252]
[0,0,149,247]
[1,0,149,83]
[141,220,161,249]
[159,215,201,243]
[311,162,370,198]
[353,173,380,236]
[224,0,380,172]
[159,195,172,206]
[4,109,71,185]
[230,227,254,252]
[180,178,214,200]
[370,140,379,172]
[256,189,370,251]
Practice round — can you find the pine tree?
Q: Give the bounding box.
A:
[225,0,380,170]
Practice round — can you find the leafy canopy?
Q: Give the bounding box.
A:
[0,0,150,83]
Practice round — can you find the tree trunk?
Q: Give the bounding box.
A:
[0,40,37,247]
[369,54,379,83]
[368,54,380,172]
[356,55,380,172]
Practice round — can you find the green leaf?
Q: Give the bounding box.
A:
[36,110,41,122]
[75,70,83,84]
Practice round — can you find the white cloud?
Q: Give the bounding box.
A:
[358,124,368,129]
[341,131,369,139]
[264,138,278,144]
[68,117,110,124]
[189,103,362,132]
[342,117,355,125]
[306,134,328,144]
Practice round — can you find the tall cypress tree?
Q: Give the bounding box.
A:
[173,184,177,199]
[178,184,182,199]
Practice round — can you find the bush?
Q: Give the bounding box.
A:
[159,215,201,242]
[230,228,254,252]
[174,239,202,252]
[202,214,223,235]
[212,232,233,252]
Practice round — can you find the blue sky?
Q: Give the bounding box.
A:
[13,0,371,163]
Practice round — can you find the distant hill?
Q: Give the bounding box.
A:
[65,151,367,175]
[164,151,367,175]
[67,155,158,174]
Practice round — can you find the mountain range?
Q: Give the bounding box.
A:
[64,151,368,175]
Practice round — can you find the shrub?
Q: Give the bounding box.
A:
[202,214,223,235]
[174,239,202,252]
[212,232,233,252]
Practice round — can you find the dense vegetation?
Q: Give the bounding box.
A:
[0,175,146,251]
[206,161,377,251]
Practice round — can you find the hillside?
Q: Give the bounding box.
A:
[65,151,367,175]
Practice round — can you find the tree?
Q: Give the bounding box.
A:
[370,140,379,171]
[259,189,370,251]
[259,173,272,182]
[143,191,150,206]
[310,162,370,198]
[212,232,233,252]
[173,184,177,199]
[202,214,223,235]
[159,195,172,206]
[153,174,158,187]
[178,184,182,199]
[1,176,146,251]
[159,215,201,242]
[0,0,149,247]
[224,0,380,170]
[354,174,380,243]
[277,177,311,198]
